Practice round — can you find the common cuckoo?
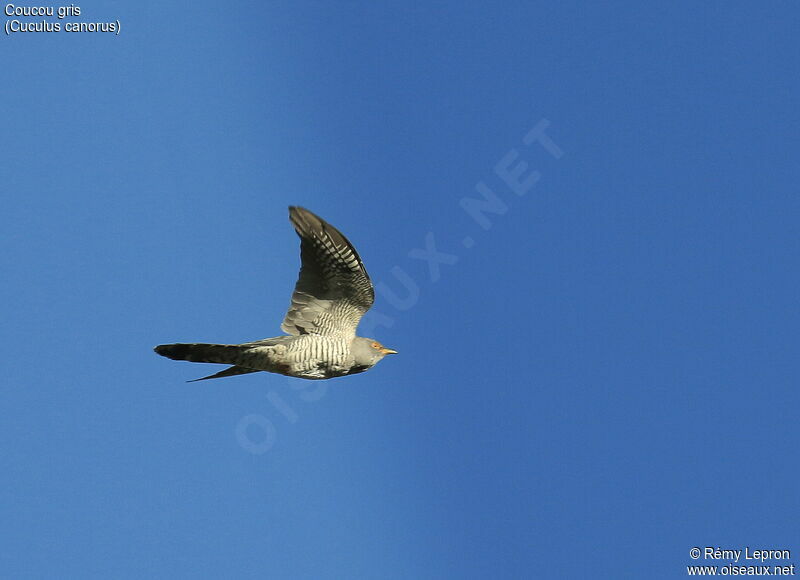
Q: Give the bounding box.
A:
[154,206,396,381]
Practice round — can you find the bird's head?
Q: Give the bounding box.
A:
[351,337,397,369]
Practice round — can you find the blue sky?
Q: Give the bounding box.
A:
[3,2,799,578]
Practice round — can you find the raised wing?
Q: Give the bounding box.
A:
[281,206,375,338]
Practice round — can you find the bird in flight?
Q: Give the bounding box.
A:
[154,206,397,381]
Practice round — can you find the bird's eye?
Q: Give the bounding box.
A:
[371,341,380,349]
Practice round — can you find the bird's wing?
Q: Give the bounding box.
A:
[188,366,260,382]
[280,206,375,338]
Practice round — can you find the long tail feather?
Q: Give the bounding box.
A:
[154,343,244,364]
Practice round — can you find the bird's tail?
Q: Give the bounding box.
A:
[154,343,246,365]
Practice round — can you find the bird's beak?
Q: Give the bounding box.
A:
[380,347,398,355]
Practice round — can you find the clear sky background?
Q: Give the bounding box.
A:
[3,2,799,578]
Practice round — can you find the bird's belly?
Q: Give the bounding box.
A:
[279,336,352,380]
[291,361,351,380]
